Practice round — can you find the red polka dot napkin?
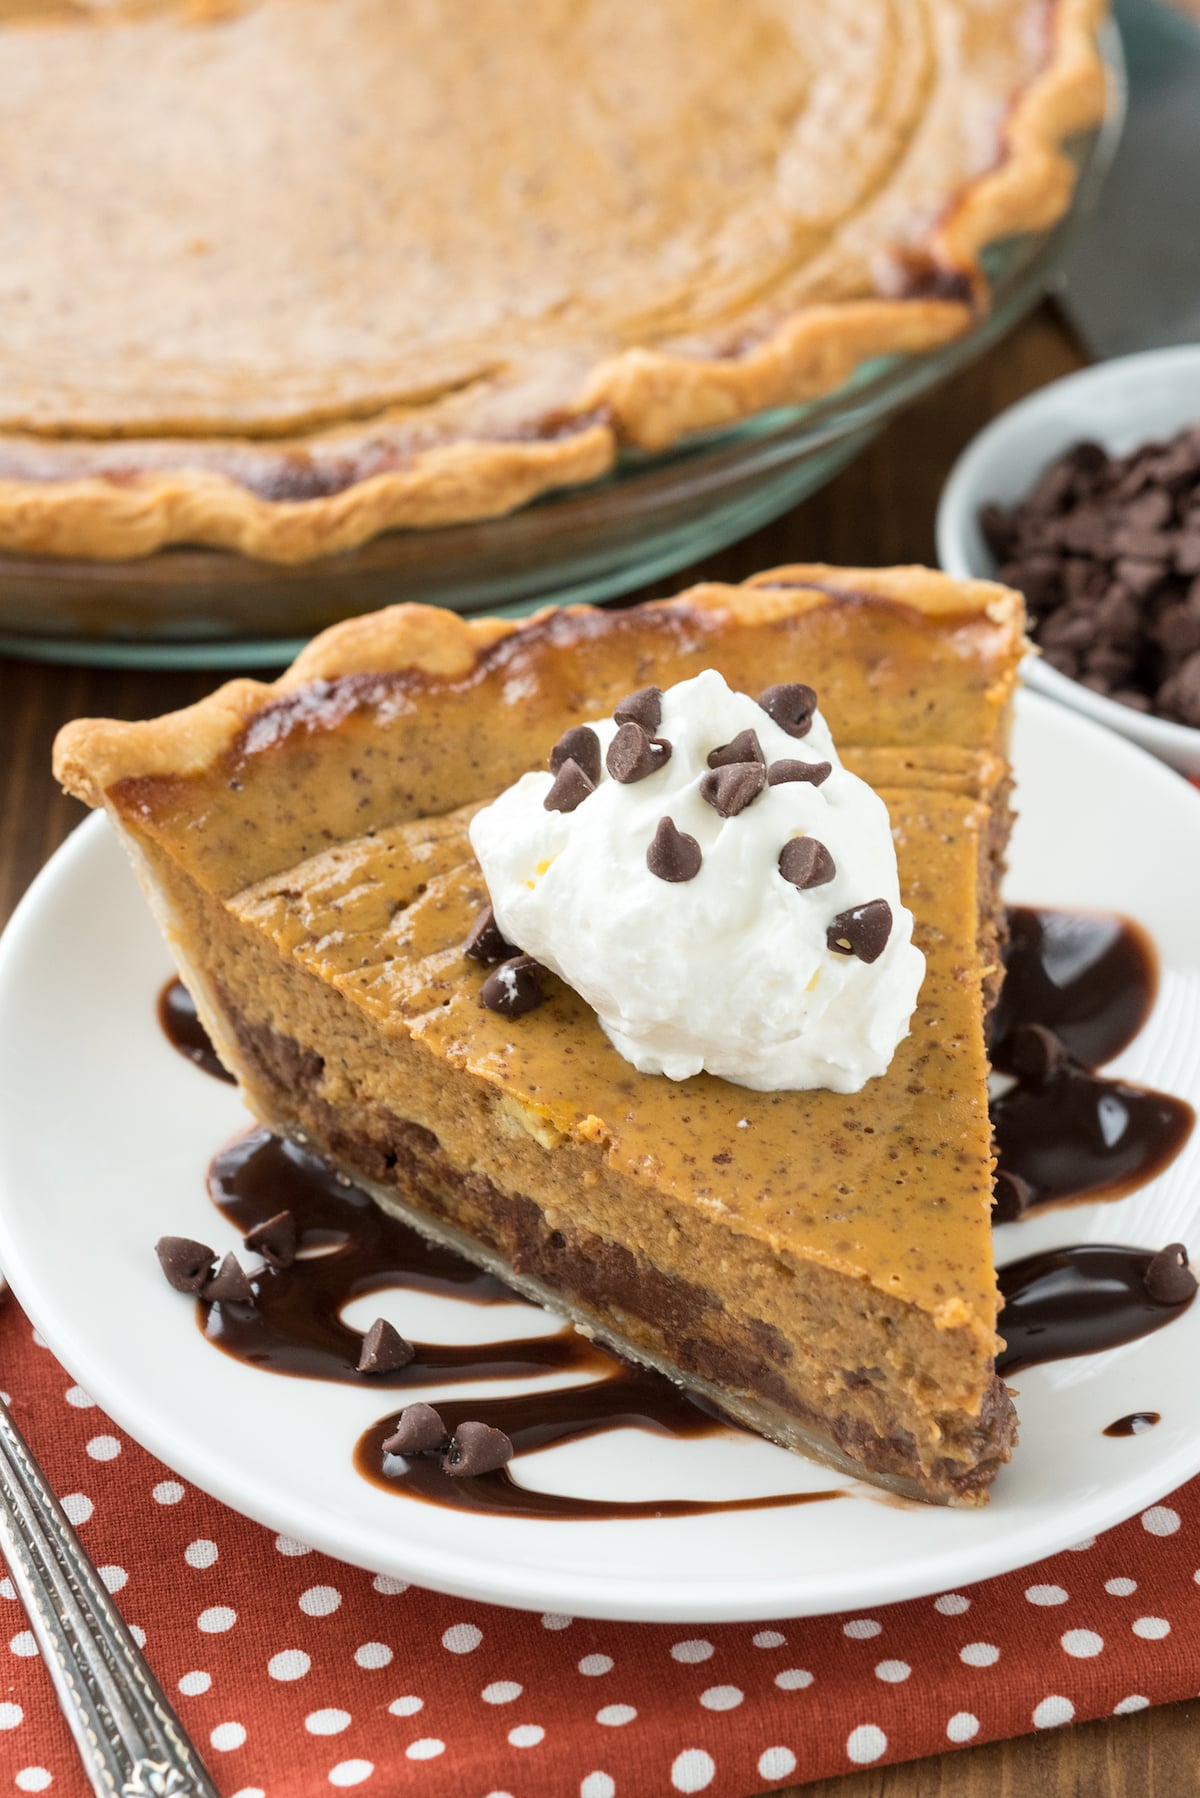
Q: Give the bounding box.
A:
[2,1298,1198,1798]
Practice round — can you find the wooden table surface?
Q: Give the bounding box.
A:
[2,304,1198,1795]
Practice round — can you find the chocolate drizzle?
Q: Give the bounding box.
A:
[996,1245,1195,1376]
[158,978,235,1084]
[1104,1412,1161,1437]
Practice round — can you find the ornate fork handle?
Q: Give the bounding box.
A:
[0,1395,221,1798]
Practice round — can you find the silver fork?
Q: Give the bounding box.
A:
[0,1279,220,1798]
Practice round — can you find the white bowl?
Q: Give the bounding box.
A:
[936,343,1200,775]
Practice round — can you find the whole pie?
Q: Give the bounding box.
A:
[4,0,1105,562]
[55,565,1026,1502]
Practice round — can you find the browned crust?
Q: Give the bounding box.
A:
[5,0,1107,564]
[53,564,1025,807]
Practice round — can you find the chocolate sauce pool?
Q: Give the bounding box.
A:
[1104,1412,1160,1437]
[159,905,1196,1518]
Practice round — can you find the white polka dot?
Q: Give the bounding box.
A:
[306,1710,351,1736]
[268,1649,310,1681]
[1106,1577,1138,1597]
[581,1776,615,1798]
[64,1386,93,1408]
[774,1668,813,1690]
[186,1540,218,1570]
[960,1642,1000,1667]
[328,1761,374,1786]
[596,1705,636,1726]
[30,1330,46,1349]
[1067,1536,1096,1552]
[128,1627,146,1650]
[670,1749,715,1792]
[405,1740,445,1761]
[699,1685,743,1711]
[1025,1584,1069,1606]
[0,1703,23,1728]
[387,1697,423,1717]
[757,1747,797,1781]
[14,1770,51,1792]
[1114,1695,1150,1714]
[874,1660,911,1683]
[0,1579,15,1599]
[372,1574,407,1595]
[86,1435,121,1462]
[934,1593,970,1615]
[578,1654,613,1677]
[1141,1506,1180,1537]
[842,1618,882,1639]
[210,1723,246,1752]
[846,1724,887,1764]
[61,1495,93,1527]
[153,1481,185,1505]
[541,1613,572,1630]
[752,1630,786,1648]
[197,1607,236,1634]
[300,1586,342,1617]
[441,1622,481,1653]
[179,1672,211,1696]
[946,1712,979,1743]
[508,1725,545,1748]
[354,1642,392,1670]
[9,1632,38,1657]
[1062,1630,1104,1658]
[275,1535,313,1557]
[1132,1616,1170,1639]
[99,1566,127,1593]
[670,1639,714,1663]
[229,1790,264,1798]
[482,1682,522,1705]
[484,1792,514,1798]
[1033,1695,1075,1728]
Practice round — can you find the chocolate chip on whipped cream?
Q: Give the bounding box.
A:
[699,761,765,818]
[606,720,672,783]
[549,724,602,786]
[613,685,663,733]
[543,757,595,813]
[646,816,703,882]
[707,728,764,768]
[155,1235,215,1293]
[481,954,545,1017]
[464,903,517,966]
[779,836,836,890]
[767,758,832,787]
[758,682,817,738]
[826,899,893,964]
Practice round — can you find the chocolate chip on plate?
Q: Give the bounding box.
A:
[767,758,832,787]
[646,817,702,882]
[549,723,602,786]
[1007,1023,1067,1084]
[202,1252,255,1305]
[1144,1242,1197,1307]
[758,682,818,738]
[357,1317,415,1375]
[244,1209,297,1269]
[606,721,672,783]
[155,1235,215,1293]
[699,762,766,818]
[543,757,595,813]
[778,836,836,890]
[481,955,545,1017]
[707,728,764,769]
[826,899,893,963]
[464,903,518,966]
[613,685,663,734]
[442,1420,515,1478]
[382,1402,447,1457]
[992,1169,1034,1224]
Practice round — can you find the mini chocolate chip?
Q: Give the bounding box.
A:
[549,724,602,786]
[826,899,893,963]
[613,685,663,733]
[766,758,832,787]
[442,1420,515,1478]
[1008,1023,1068,1083]
[606,721,672,783]
[382,1402,447,1457]
[699,762,766,818]
[707,728,764,769]
[646,817,702,883]
[244,1209,297,1270]
[357,1317,415,1374]
[155,1236,215,1293]
[758,682,817,738]
[992,1170,1034,1224]
[464,903,518,966]
[1144,1243,1197,1307]
[481,955,545,1017]
[543,757,595,813]
[778,836,836,889]
[202,1252,255,1305]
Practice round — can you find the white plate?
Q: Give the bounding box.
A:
[1,690,1198,1623]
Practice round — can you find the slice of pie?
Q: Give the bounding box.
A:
[3,1,1105,562]
[55,566,1024,1502]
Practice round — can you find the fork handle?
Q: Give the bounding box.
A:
[0,1398,221,1798]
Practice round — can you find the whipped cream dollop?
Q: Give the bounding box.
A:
[468,669,925,1093]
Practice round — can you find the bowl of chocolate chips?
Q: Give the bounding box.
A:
[937,344,1200,774]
